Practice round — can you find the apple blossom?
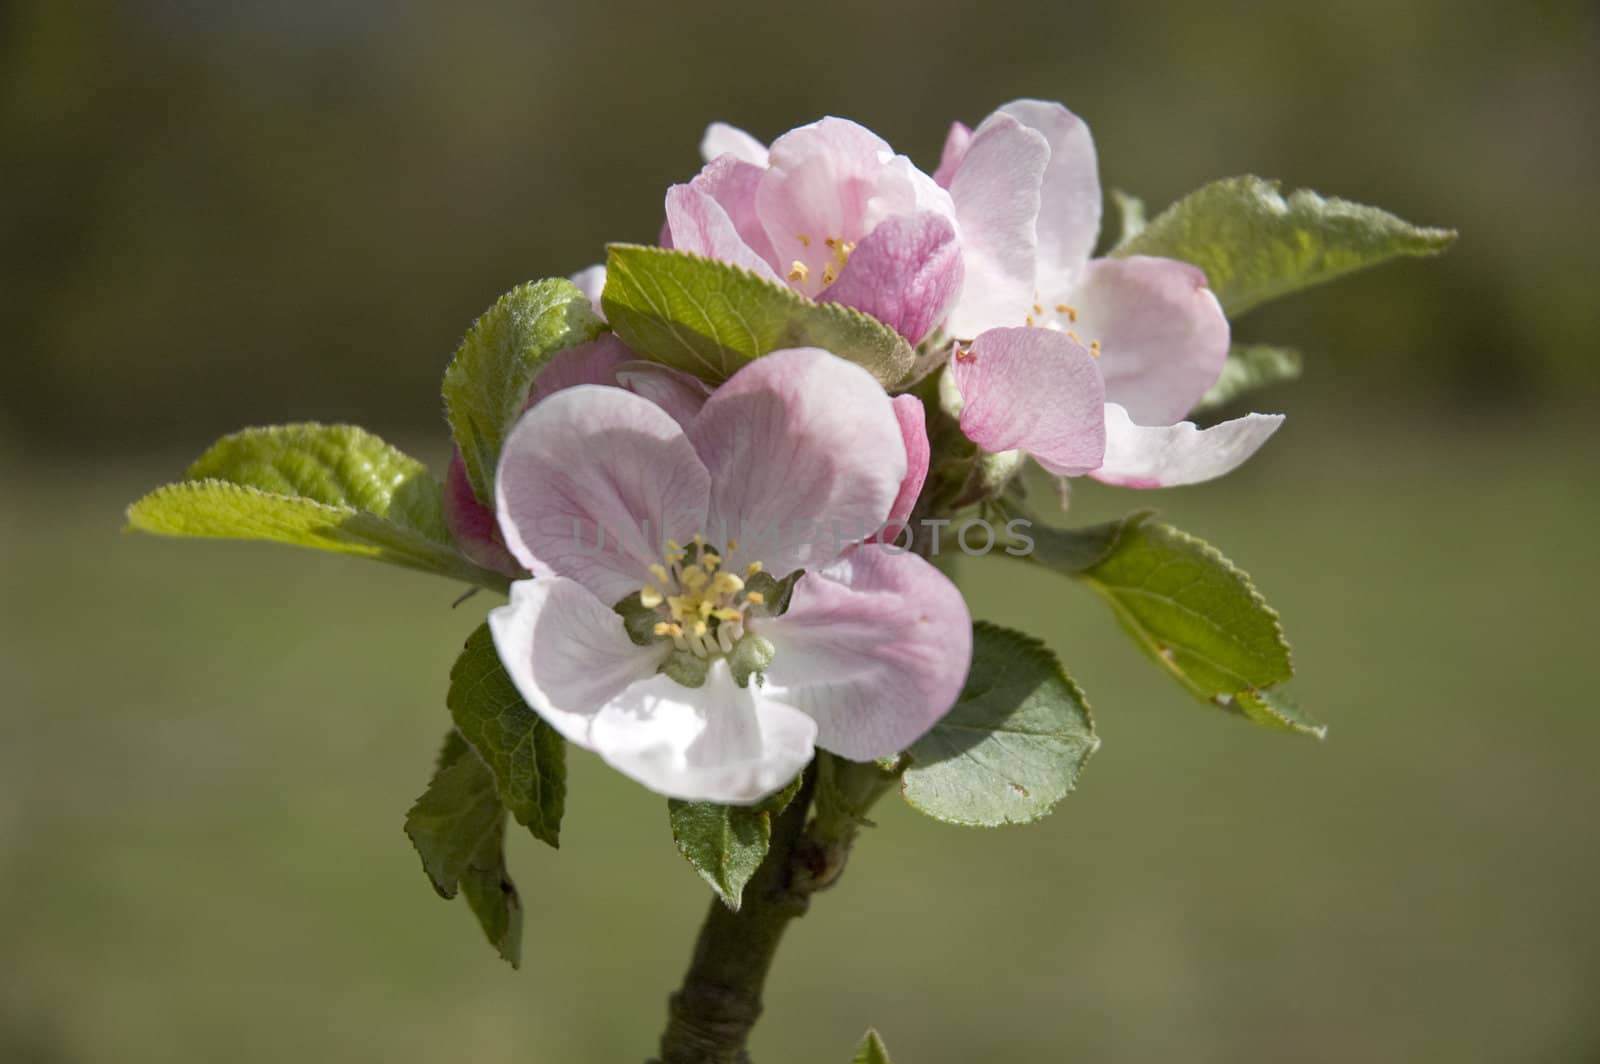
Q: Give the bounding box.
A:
[486,347,969,803]
[940,100,1284,488]
[666,117,964,345]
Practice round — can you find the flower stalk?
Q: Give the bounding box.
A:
[654,755,898,1062]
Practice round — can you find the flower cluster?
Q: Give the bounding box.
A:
[473,99,1286,803]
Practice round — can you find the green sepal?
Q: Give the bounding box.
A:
[447,624,566,847]
[1115,175,1456,317]
[601,244,916,387]
[442,278,606,503]
[743,568,803,619]
[125,423,507,590]
[901,623,1098,826]
[403,733,524,967]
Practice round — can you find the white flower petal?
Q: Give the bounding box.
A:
[592,661,818,803]
[1092,402,1285,488]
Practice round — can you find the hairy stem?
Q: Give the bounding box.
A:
[654,756,895,1063]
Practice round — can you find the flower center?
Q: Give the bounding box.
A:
[1024,297,1101,357]
[786,232,856,293]
[639,535,769,658]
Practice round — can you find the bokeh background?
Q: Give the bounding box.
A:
[3,1,1597,1061]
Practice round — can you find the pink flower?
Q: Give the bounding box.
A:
[486,348,970,803]
[665,118,964,345]
[940,100,1283,488]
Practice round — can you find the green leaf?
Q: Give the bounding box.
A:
[601,244,916,387]
[404,735,524,967]
[442,278,606,502]
[901,623,1098,827]
[1076,519,1294,699]
[126,423,506,590]
[852,1028,894,1064]
[447,624,565,848]
[1194,344,1303,412]
[667,799,772,911]
[1114,176,1456,316]
[1234,687,1327,739]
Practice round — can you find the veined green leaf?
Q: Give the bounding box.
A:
[901,623,1098,827]
[1016,509,1316,736]
[852,1028,894,1064]
[125,423,507,590]
[1115,176,1456,316]
[667,778,800,910]
[602,244,916,387]
[447,624,565,848]
[667,799,772,911]
[404,734,524,967]
[442,278,606,502]
[1194,344,1303,412]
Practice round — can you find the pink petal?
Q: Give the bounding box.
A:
[952,326,1107,476]
[526,334,633,409]
[998,99,1100,296]
[496,385,711,604]
[688,154,780,270]
[1091,402,1284,488]
[755,117,899,296]
[664,183,782,283]
[945,112,1049,339]
[701,121,769,166]
[444,449,522,577]
[821,211,963,344]
[614,360,710,430]
[1069,256,1231,424]
[590,661,818,803]
[570,264,606,319]
[487,576,667,744]
[885,394,930,532]
[932,121,973,189]
[757,547,973,761]
[688,348,904,574]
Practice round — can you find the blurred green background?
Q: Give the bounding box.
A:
[3,1,1597,1061]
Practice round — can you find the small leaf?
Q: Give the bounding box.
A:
[126,424,506,589]
[442,278,606,502]
[901,623,1098,827]
[1077,520,1294,698]
[1115,175,1456,316]
[404,735,524,966]
[1017,510,1315,734]
[601,244,916,387]
[447,624,566,848]
[852,1028,894,1064]
[667,799,772,910]
[1193,344,1303,412]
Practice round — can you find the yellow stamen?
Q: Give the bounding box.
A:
[745,591,766,605]
[648,563,670,584]
[726,538,739,552]
[692,620,708,638]
[821,262,836,286]
[1089,340,1102,358]
[746,561,763,576]
[1032,302,1043,315]
[639,586,663,608]
[1056,304,1078,321]
[702,552,720,572]
[711,607,744,622]
[654,621,682,637]
[788,260,809,282]
[680,565,708,590]
[1025,315,1036,326]
[797,233,812,247]
[710,572,744,596]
